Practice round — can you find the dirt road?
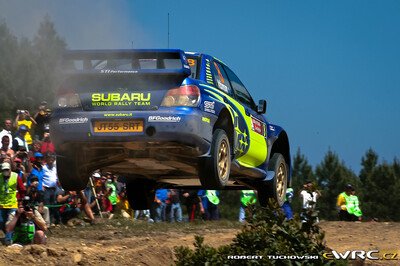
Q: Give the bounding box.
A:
[1,219,399,265]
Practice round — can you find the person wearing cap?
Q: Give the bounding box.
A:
[337,184,362,221]
[27,152,45,191]
[0,162,19,245]
[12,125,30,152]
[0,119,13,150]
[14,110,37,148]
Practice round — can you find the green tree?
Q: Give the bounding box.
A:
[0,21,19,120]
[359,148,378,185]
[362,161,400,221]
[33,14,66,104]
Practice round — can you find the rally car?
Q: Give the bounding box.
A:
[50,49,291,209]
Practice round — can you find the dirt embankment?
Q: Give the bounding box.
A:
[1,220,399,265]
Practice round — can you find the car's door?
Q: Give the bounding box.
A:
[220,63,268,168]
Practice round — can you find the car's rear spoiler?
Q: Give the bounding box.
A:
[62,49,191,77]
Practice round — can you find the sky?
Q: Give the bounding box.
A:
[1,0,399,173]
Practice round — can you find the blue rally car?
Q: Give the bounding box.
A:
[50,49,291,209]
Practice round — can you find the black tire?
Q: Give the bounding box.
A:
[199,129,231,189]
[57,156,89,191]
[257,153,288,207]
[126,180,155,210]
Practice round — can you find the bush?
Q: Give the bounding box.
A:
[175,204,345,265]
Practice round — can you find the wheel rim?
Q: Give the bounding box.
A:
[217,138,229,182]
[276,162,287,201]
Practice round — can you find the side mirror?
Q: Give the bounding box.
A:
[257,99,267,114]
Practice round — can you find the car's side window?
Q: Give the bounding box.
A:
[211,60,232,95]
[223,65,256,110]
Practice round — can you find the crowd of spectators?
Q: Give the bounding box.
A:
[0,102,230,247]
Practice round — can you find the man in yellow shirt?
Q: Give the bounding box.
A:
[15,110,37,148]
[337,184,362,221]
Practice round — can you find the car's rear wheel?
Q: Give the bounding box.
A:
[126,180,155,210]
[257,153,288,207]
[199,129,231,189]
[57,155,89,191]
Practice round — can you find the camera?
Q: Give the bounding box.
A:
[22,196,34,212]
[17,110,26,115]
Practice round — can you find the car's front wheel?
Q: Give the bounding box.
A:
[199,129,231,189]
[257,153,288,207]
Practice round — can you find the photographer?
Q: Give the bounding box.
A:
[33,101,51,140]
[14,110,37,149]
[26,175,50,226]
[5,197,47,245]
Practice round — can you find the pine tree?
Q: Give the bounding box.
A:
[359,148,378,184]
[33,14,66,104]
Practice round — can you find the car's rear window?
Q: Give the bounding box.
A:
[66,58,184,71]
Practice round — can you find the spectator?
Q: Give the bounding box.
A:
[282,187,294,220]
[12,157,26,201]
[116,187,133,219]
[26,175,50,226]
[27,152,45,191]
[1,135,14,159]
[6,197,47,245]
[31,140,42,154]
[182,189,200,222]
[168,189,182,222]
[14,110,37,149]
[57,190,96,225]
[42,153,60,225]
[13,157,27,183]
[337,184,362,221]
[239,190,257,223]
[198,190,220,221]
[12,125,29,152]
[299,181,321,223]
[33,101,51,140]
[154,189,168,222]
[0,162,19,245]
[0,119,13,150]
[105,174,118,215]
[14,146,31,175]
[40,131,55,154]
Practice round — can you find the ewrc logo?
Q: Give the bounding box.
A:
[148,116,181,123]
[59,117,89,124]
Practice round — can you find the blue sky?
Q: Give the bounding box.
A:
[1,0,399,173]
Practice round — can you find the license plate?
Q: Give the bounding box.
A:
[93,120,143,133]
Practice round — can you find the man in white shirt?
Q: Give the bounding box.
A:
[0,119,13,150]
[42,153,60,225]
[299,181,321,223]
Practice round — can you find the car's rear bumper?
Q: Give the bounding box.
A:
[50,107,215,156]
